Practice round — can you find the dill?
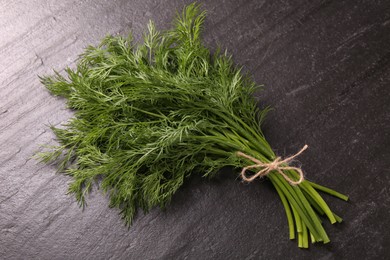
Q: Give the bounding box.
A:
[37,3,348,248]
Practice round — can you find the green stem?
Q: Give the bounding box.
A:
[302,219,309,248]
[212,110,274,159]
[299,179,337,224]
[290,203,302,233]
[302,188,325,216]
[298,231,303,248]
[273,181,295,240]
[310,232,316,244]
[308,181,349,201]
[333,212,343,223]
[129,105,168,119]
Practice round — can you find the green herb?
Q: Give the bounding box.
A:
[37,3,348,248]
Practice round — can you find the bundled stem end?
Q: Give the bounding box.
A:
[237,146,347,248]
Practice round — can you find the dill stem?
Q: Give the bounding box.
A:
[212,110,273,160]
[301,220,309,248]
[307,181,349,201]
[273,182,295,240]
[291,203,302,233]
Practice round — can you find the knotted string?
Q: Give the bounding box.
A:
[236,145,308,185]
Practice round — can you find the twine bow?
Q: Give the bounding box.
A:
[236,145,308,185]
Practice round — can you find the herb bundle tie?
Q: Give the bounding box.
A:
[237,144,308,185]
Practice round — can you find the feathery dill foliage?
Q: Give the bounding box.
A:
[39,4,265,222]
[39,3,347,248]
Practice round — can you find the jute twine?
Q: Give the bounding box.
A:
[236,145,308,185]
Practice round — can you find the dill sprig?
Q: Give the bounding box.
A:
[38,3,348,248]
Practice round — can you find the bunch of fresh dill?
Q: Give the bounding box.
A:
[38,3,348,248]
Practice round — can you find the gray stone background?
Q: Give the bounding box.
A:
[1,0,389,259]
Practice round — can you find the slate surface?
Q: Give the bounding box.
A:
[1,0,390,259]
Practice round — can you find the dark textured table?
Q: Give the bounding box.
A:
[1,0,389,259]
